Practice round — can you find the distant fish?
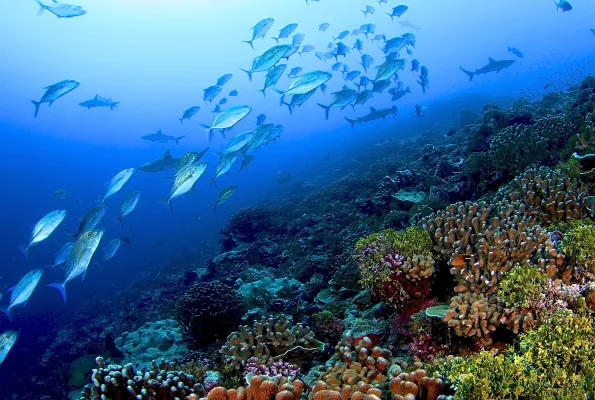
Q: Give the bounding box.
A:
[19,210,67,261]
[411,59,420,72]
[389,86,411,101]
[345,70,361,82]
[53,189,70,200]
[48,229,104,303]
[179,106,200,124]
[418,66,429,94]
[362,5,375,17]
[141,129,185,145]
[415,104,424,118]
[71,205,105,238]
[240,155,256,170]
[345,105,397,127]
[241,44,291,81]
[377,0,388,4]
[450,254,471,267]
[32,79,79,117]
[216,74,233,87]
[319,23,330,32]
[351,29,362,36]
[332,42,349,61]
[351,89,374,110]
[36,0,86,18]
[507,46,524,58]
[287,67,303,78]
[360,23,376,39]
[316,87,358,120]
[200,104,252,142]
[397,20,421,31]
[0,330,19,367]
[299,45,315,56]
[103,238,125,261]
[103,168,134,202]
[273,23,298,43]
[372,79,391,94]
[218,97,228,105]
[47,242,74,270]
[213,105,222,114]
[554,0,572,11]
[212,186,238,209]
[115,191,140,225]
[387,5,408,20]
[356,76,372,91]
[334,30,350,41]
[445,129,457,137]
[79,95,118,110]
[229,90,238,96]
[354,38,364,53]
[277,172,293,184]
[1,269,43,320]
[243,18,274,49]
[202,85,222,103]
[360,54,374,72]
[331,62,344,71]
[138,149,180,172]
[282,45,300,60]
[460,58,516,81]
[256,114,267,126]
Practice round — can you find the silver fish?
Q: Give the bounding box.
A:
[256,114,267,126]
[103,238,123,261]
[19,209,67,261]
[243,18,275,49]
[47,242,74,270]
[273,23,298,43]
[351,89,374,110]
[316,88,358,119]
[241,45,291,81]
[212,153,239,183]
[216,74,233,87]
[179,106,200,123]
[2,269,43,320]
[259,64,287,96]
[103,168,134,202]
[200,104,252,142]
[243,124,275,152]
[319,23,330,32]
[115,191,140,224]
[203,85,222,103]
[375,58,406,81]
[240,155,256,170]
[282,70,332,96]
[0,330,19,367]
[292,33,306,46]
[222,131,255,155]
[212,186,237,209]
[48,229,104,303]
[165,162,208,212]
[32,79,79,117]
[72,205,105,237]
[36,0,86,18]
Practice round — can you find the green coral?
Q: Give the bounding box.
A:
[448,311,595,399]
[558,157,581,179]
[562,220,595,268]
[497,264,548,309]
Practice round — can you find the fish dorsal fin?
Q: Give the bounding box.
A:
[488,57,496,64]
[370,107,377,113]
[156,129,162,135]
[94,95,100,100]
[163,149,172,160]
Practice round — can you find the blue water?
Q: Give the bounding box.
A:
[1,0,595,397]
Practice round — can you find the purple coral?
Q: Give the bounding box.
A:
[242,358,300,379]
[381,252,405,270]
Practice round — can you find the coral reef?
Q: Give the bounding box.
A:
[207,375,304,400]
[176,281,245,346]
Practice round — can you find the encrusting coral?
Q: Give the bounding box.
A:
[220,315,323,370]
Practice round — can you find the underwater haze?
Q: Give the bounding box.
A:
[1,0,595,398]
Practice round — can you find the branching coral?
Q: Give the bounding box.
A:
[220,315,323,370]
[562,219,595,274]
[443,293,505,338]
[176,281,245,346]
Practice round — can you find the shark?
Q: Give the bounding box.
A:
[345,105,397,127]
[459,58,516,81]
[138,149,181,173]
[140,129,185,145]
[79,95,119,110]
[396,20,421,31]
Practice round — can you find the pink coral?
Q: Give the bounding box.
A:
[242,358,300,379]
[406,333,447,362]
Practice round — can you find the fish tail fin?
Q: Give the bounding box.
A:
[0,307,12,322]
[179,118,184,124]
[507,46,511,52]
[282,101,293,114]
[175,136,185,145]
[110,102,119,110]
[47,283,67,303]
[317,103,331,120]
[273,89,285,106]
[209,178,218,188]
[36,1,46,15]
[417,80,427,94]
[31,100,41,118]
[459,67,474,81]
[259,88,267,97]
[17,245,29,262]
[351,104,356,112]
[157,199,172,215]
[345,117,356,128]
[242,40,255,50]
[272,37,279,44]
[199,124,213,142]
[240,68,253,82]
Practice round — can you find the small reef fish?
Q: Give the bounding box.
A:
[179,106,200,124]
[32,79,79,117]
[47,242,74,270]
[554,0,572,11]
[451,254,471,267]
[387,5,408,20]
[273,23,298,43]
[415,104,424,118]
[138,149,180,172]
[256,114,267,126]
[345,106,397,127]
[202,85,222,103]
[507,46,524,58]
[362,5,375,17]
[213,186,238,209]
[102,168,134,202]
[243,18,274,49]
[319,23,330,32]
[241,44,291,81]
[71,205,105,237]
[36,0,86,18]
[48,229,104,303]
[317,88,358,120]
[1,269,44,320]
[229,90,238,97]
[222,131,255,156]
[79,95,118,110]
[140,129,185,145]
[460,58,516,81]
[0,330,19,367]
[216,74,233,87]
[200,104,252,142]
[19,210,67,261]
[53,189,70,200]
[115,191,140,225]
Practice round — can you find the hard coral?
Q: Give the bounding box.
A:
[389,369,444,400]
[220,315,323,370]
[207,375,304,400]
[176,281,245,346]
